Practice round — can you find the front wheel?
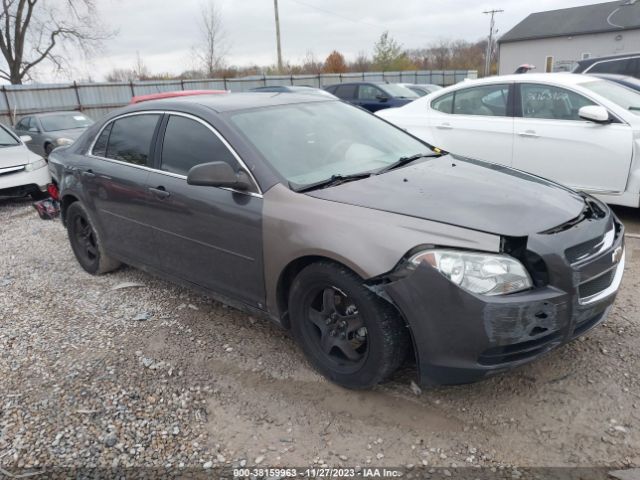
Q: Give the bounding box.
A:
[289,262,409,389]
[66,202,120,275]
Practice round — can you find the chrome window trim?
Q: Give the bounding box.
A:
[86,110,263,198]
[578,249,625,305]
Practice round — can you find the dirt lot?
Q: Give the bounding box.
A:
[1,197,640,474]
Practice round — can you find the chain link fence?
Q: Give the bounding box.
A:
[0,70,477,126]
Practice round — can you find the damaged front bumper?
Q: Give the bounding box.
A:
[384,211,625,386]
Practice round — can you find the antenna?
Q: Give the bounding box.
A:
[483,9,504,76]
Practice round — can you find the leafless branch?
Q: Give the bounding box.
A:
[0,0,115,84]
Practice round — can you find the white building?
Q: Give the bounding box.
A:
[498,0,640,74]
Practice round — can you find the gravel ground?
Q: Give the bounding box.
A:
[1,197,640,474]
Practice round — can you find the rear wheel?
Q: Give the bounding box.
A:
[289,262,409,389]
[66,202,120,274]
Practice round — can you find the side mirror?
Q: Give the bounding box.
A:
[187,161,252,190]
[376,94,389,102]
[19,135,32,143]
[579,105,611,124]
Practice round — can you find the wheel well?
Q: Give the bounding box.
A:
[277,255,366,329]
[60,194,79,226]
[276,255,417,369]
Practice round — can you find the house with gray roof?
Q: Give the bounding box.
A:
[498,0,640,74]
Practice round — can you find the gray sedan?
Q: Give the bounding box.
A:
[48,93,624,389]
[14,111,94,157]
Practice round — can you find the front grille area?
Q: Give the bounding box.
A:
[565,236,603,264]
[579,269,616,300]
[478,331,563,366]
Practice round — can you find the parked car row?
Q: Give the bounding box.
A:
[378,72,640,208]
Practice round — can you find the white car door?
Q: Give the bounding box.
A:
[425,84,514,166]
[513,83,633,194]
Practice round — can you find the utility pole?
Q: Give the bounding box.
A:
[483,9,503,76]
[273,0,283,73]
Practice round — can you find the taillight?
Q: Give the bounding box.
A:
[47,183,59,200]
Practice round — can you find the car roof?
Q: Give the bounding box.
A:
[442,73,604,87]
[578,52,640,66]
[27,111,88,118]
[124,92,334,113]
[325,81,387,87]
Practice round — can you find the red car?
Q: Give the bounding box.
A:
[129,90,227,104]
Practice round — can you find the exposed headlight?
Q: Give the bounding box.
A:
[55,137,73,146]
[24,158,47,171]
[408,249,533,296]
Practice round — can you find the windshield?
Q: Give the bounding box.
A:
[0,125,19,146]
[580,80,640,116]
[230,101,432,187]
[40,113,94,132]
[380,84,419,99]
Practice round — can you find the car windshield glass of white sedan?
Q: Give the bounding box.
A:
[581,80,640,116]
[40,113,94,132]
[0,125,19,146]
[230,101,431,186]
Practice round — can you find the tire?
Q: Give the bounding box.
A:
[66,202,120,275]
[44,143,54,157]
[289,261,409,389]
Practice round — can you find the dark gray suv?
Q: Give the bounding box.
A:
[48,93,625,389]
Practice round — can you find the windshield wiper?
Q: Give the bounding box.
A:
[629,106,640,111]
[291,172,373,193]
[376,153,434,175]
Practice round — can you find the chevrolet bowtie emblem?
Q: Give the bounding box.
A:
[612,246,623,264]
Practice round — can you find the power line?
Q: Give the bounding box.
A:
[286,0,385,30]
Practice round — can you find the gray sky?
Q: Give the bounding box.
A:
[69,0,607,80]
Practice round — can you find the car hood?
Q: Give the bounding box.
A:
[47,128,87,140]
[306,155,586,237]
[0,145,34,168]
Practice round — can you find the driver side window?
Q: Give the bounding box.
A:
[358,85,384,101]
[521,84,595,121]
[28,117,39,132]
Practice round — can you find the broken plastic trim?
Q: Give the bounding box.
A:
[538,193,606,235]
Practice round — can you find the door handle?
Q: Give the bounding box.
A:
[149,186,171,199]
[436,123,453,130]
[82,169,96,178]
[518,130,539,138]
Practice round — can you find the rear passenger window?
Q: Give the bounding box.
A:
[160,115,237,176]
[453,85,509,116]
[92,123,112,157]
[334,84,357,99]
[105,114,160,166]
[431,93,454,113]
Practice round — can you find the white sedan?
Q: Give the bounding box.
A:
[0,124,50,199]
[377,73,640,208]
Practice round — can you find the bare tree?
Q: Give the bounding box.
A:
[194,0,229,77]
[0,0,112,84]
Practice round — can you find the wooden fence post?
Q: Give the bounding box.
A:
[2,86,12,125]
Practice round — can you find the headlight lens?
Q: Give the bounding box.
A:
[55,137,73,146]
[409,249,533,296]
[24,158,47,171]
